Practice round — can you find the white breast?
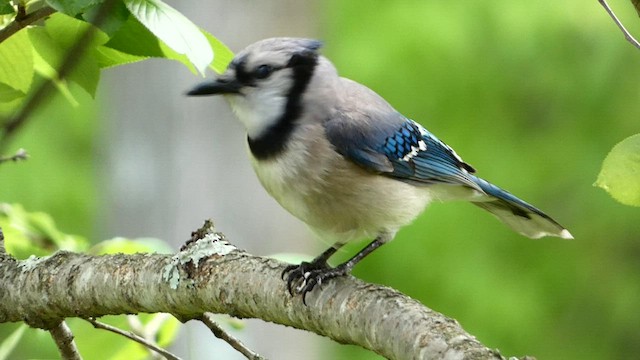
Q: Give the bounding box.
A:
[249,123,433,244]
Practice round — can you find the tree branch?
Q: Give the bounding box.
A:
[0,6,56,44]
[197,313,266,360]
[48,320,82,360]
[0,225,521,359]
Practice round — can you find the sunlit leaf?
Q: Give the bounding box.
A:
[202,29,233,74]
[45,10,109,49]
[27,26,61,77]
[123,0,213,74]
[595,134,640,206]
[0,28,33,94]
[27,13,106,97]
[102,15,196,73]
[27,26,74,99]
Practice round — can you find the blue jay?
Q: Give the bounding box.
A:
[188,38,572,301]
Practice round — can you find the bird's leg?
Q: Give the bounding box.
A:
[285,233,392,304]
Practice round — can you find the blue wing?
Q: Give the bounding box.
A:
[325,115,573,238]
[325,115,479,189]
[325,114,572,239]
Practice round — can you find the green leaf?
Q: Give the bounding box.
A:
[0,325,27,360]
[595,134,640,206]
[82,0,130,36]
[28,26,61,77]
[0,203,89,258]
[28,26,74,98]
[0,1,14,15]
[102,15,165,58]
[45,10,109,48]
[27,13,107,97]
[95,45,148,68]
[202,29,233,74]
[45,0,102,16]
[0,28,34,94]
[101,15,196,72]
[123,0,213,74]
[0,83,24,102]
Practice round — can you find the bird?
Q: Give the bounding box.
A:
[187,37,573,302]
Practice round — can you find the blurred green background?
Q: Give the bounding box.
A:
[1,0,639,359]
[321,1,640,359]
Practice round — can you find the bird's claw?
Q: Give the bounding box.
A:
[282,261,348,304]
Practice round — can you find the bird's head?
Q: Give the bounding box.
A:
[188,37,324,140]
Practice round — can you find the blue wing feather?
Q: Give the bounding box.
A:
[326,115,478,188]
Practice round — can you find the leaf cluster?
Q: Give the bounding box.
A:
[0,0,232,117]
[0,202,179,359]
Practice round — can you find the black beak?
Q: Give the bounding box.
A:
[187,77,242,96]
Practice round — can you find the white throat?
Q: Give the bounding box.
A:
[227,89,288,139]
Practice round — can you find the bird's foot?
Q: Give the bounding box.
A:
[282,261,350,304]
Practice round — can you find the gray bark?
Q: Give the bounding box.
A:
[0,227,514,360]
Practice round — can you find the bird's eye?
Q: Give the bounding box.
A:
[254,64,274,79]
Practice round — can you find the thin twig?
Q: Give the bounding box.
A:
[0,6,56,44]
[86,317,182,360]
[198,313,267,360]
[49,321,82,360]
[0,0,117,152]
[126,314,173,360]
[598,0,640,50]
[0,148,28,163]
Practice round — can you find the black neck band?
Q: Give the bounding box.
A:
[248,53,318,160]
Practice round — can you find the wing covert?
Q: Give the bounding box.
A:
[325,114,478,188]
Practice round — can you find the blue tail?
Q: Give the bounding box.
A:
[469,176,572,239]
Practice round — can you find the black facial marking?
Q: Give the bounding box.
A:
[248,50,319,160]
[233,55,254,86]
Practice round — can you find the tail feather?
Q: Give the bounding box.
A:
[470,176,573,239]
